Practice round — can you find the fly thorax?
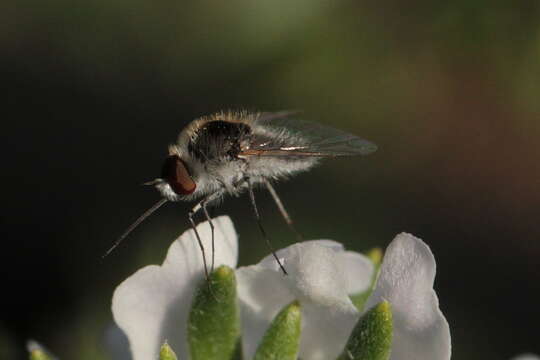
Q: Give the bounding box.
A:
[187,120,252,162]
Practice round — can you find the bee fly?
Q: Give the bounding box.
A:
[104,110,377,279]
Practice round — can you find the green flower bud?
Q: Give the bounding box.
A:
[339,301,393,360]
[188,266,240,360]
[27,341,55,360]
[160,341,178,360]
[253,301,302,360]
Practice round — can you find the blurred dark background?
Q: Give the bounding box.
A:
[2,0,540,359]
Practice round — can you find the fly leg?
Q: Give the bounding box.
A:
[189,191,223,280]
[264,179,303,241]
[245,177,288,275]
[201,204,215,272]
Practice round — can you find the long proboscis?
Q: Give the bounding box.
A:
[102,198,168,258]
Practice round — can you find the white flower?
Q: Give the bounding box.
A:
[111,216,237,360]
[236,240,373,360]
[112,216,451,360]
[237,233,451,360]
[511,355,540,360]
[366,233,451,360]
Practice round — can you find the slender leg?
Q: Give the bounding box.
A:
[201,204,215,272]
[188,191,223,280]
[246,177,288,275]
[264,179,303,241]
[188,209,210,281]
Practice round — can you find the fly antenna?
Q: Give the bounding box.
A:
[103,198,168,258]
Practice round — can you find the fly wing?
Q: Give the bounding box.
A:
[241,112,378,157]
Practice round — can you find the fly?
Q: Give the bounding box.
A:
[104,110,377,279]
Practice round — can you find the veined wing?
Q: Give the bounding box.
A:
[241,112,378,157]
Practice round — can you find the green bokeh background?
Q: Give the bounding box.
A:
[3,0,540,359]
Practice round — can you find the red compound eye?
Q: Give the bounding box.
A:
[161,155,196,195]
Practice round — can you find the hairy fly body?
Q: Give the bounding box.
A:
[106,111,377,279]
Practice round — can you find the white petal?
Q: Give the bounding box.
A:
[258,239,344,271]
[511,355,540,360]
[112,216,238,360]
[237,240,360,360]
[366,233,451,360]
[300,302,359,360]
[236,266,295,359]
[342,251,374,294]
[284,243,352,308]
